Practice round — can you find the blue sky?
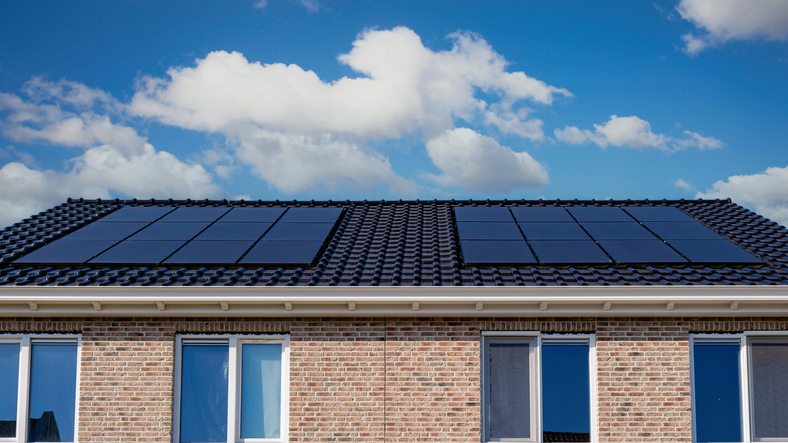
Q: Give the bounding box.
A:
[1,0,787,228]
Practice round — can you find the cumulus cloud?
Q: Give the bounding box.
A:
[674,178,693,191]
[554,115,723,151]
[424,128,548,192]
[697,166,788,227]
[677,0,788,55]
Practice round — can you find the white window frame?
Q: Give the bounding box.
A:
[690,331,788,443]
[0,334,81,443]
[174,334,290,443]
[481,331,597,443]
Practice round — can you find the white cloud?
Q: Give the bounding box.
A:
[424,128,548,192]
[554,115,723,151]
[697,165,788,227]
[677,0,788,55]
[674,178,693,190]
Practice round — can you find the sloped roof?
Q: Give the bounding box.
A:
[1,198,788,288]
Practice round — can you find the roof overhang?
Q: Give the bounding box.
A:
[1,285,788,317]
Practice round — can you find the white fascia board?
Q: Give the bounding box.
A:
[0,285,787,317]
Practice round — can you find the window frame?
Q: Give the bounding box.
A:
[690,331,788,443]
[173,334,290,443]
[480,331,597,443]
[0,334,81,443]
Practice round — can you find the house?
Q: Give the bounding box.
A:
[1,197,787,443]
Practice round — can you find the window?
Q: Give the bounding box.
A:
[691,333,788,443]
[481,332,596,443]
[174,335,289,443]
[0,335,80,443]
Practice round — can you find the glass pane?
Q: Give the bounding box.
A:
[750,338,788,441]
[180,344,229,443]
[240,344,282,439]
[27,342,77,443]
[542,342,590,442]
[693,342,742,443]
[0,343,20,438]
[487,342,531,439]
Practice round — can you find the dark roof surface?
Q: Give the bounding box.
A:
[2,198,788,287]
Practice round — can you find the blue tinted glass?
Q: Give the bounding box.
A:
[28,343,77,442]
[541,342,590,439]
[180,344,229,443]
[0,343,20,438]
[240,344,282,439]
[693,343,742,443]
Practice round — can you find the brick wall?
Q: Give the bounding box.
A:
[2,317,788,442]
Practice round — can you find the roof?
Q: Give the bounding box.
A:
[2,198,788,288]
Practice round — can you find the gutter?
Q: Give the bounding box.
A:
[1,285,788,317]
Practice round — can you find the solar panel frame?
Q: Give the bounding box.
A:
[510,207,574,222]
[518,222,590,240]
[456,222,524,240]
[163,240,255,264]
[89,240,185,264]
[14,240,117,264]
[218,207,287,222]
[62,222,149,241]
[239,240,325,265]
[597,239,687,263]
[665,239,762,263]
[623,206,695,222]
[529,240,611,264]
[99,206,175,222]
[459,240,536,264]
[194,223,272,241]
[454,207,515,222]
[158,207,231,222]
[642,221,725,240]
[128,222,211,241]
[261,222,335,241]
[278,207,344,223]
[567,207,634,222]
[581,222,658,240]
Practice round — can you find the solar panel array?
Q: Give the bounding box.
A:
[14,206,343,266]
[457,206,762,265]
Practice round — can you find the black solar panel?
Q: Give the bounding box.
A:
[262,223,334,241]
[454,207,514,222]
[519,222,589,240]
[194,223,272,241]
[529,240,610,264]
[100,206,174,222]
[129,222,210,241]
[63,222,149,241]
[666,239,762,263]
[510,207,573,222]
[567,207,633,222]
[89,240,185,264]
[240,240,324,265]
[581,222,657,240]
[219,207,287,222]
[278,207,343,223]
[14,240,116,264]
[597,239,687,263]
[624,206,694,222]
[456,222,523,240]
[642,221,725,240]
[164,241,255,264]
[158,207,231,222]
[460,240,536,264]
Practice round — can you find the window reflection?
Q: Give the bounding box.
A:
[240,344,282,439]
[27,343,77,443]
[179,343,229,443]
[0,343,20,438]
[542,341,590,442]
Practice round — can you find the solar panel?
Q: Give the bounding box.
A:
[597,240,687,263]
[529,240,610,264]
[14,240,116,264]
[89,240,185,264]
[63,222,149,240]
[642,221,725,240]
[240,240,324,265]
[510,207,573,222]
[100,206,174,222]
[666,239,762,263]
[581,222,657,240]
[624,206,695,222]
[459,240,536,264]
[456,222,523,240]
[164,241,255,264]
[567,207,633,222]
[158,207,231,222]
[454,207,515,222]
[129,222,210,241]
[194,223,272,241]
[278,207,343,223]
[261,223,334,241]
[519,222,589,240]
[218,207,287,222]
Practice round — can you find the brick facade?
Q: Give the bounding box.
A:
[3,316,788,442]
